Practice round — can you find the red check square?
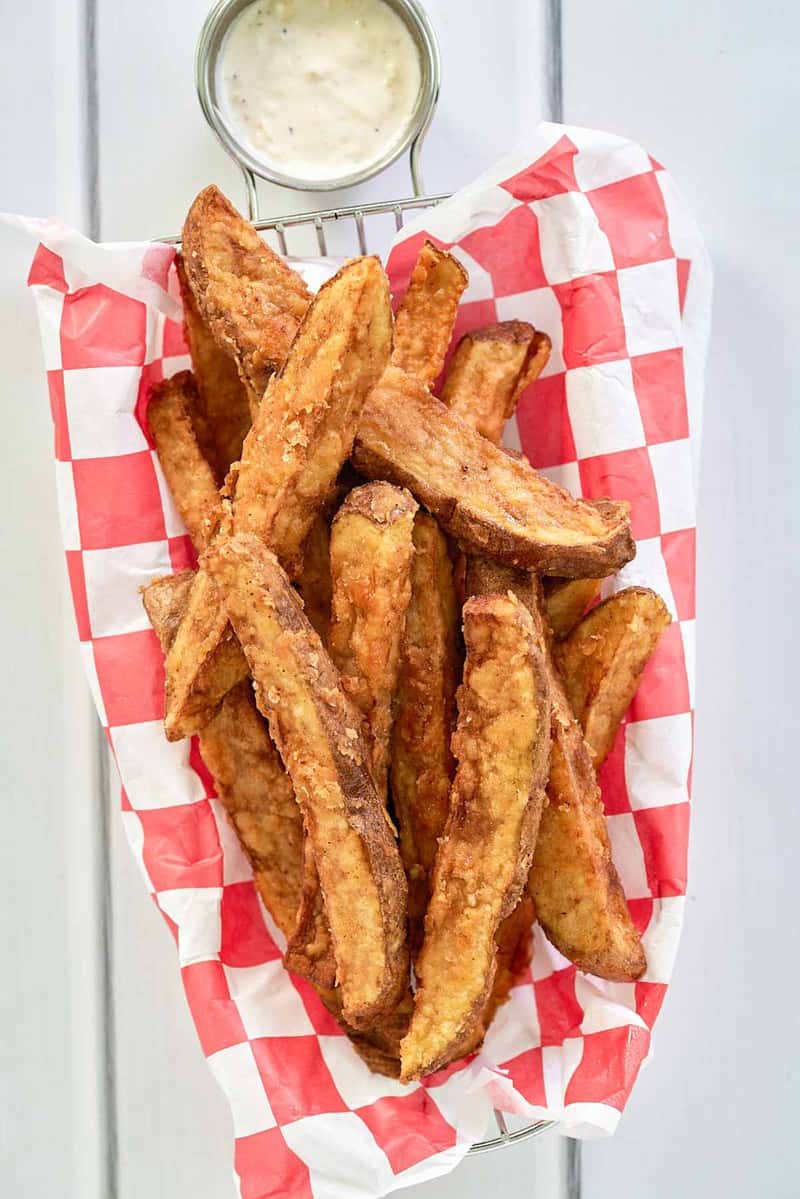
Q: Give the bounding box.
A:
[460,203,547,296]
[48,371,71,460]
[135,360,164,449]
[139,800,223,892]
[579,447,660,540]
[587,172,674,269]
[163,317,188,357]
[597,726,631,815]
[65,550,91,641]
[565,1025,650,1109]
[28,243,68,292]
[633,804,689,898]
[234,1127,312,1199]
[181,959,247,1057]
[631,348,689,444]
[93,628,165,725]
[534,968,583,1047]
[220,882,282,968]
[516,372,576,468]
[635,980,667,1028]
[61,284,147,369]
[554,273,627,369]
[501,134,579,201]
[251,1036,347,1125]
[661,528,695,620]
[72,451,166,549]
[502,1047,546,1107]
[357,1092,456,1175]
[629,622,690,720]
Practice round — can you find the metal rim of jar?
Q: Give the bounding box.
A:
[195,0,441,194]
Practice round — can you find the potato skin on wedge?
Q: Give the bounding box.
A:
[205,534,409,1030]
[181,185,311,398]
[354,365,635,578]
[555,586,671,766]
[392,241,468,387]
[400,592,551,1080]
[466,558,646,984]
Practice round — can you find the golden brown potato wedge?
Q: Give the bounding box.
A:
[440,322,551,445]
[400,592,551,1080]
[146,371,220,553]
[181,185,311,399]
[353,365,634,578]
[483,895,537,1029]
[163,257,393,741]
[234,255,393,575]
[555,587,671,766]
[544,577,604,640]
[392,241,468,387]
[466,558,646,983]
[143,572,303,938]
[175,254,251,480]
[204,533,409,1029]
[327,482,417,800]
[390,513,459,946]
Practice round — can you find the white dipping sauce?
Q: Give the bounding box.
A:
[218,0,422,182]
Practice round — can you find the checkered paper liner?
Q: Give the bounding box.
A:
[19,122,710,1199]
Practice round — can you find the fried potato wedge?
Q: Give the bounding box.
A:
[353,365,635,577]
[147,371,221,552]
[392,241,468,387]
[466,558,646,982]
[390,513,459,945]
[181,185,311,398]
[328,482,417,799]
[544,577,604,640]
[143,572,303,938]
[164,257,393,741]
[234,254,393,575]
[205,533,409,1028]
[400,592,551,1080]
[175,254,251,479]
[296,513,333,643]
[555,587,671,766]
[440,321,551,444]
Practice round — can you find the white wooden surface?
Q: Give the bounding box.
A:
[2,1,798,1197]
[561,6,800,1195]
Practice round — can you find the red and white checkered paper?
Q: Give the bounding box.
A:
[21,123,710,1198]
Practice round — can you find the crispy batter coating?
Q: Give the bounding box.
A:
[175,255,251,480]
[466,558,646,982]
[353,365,635,577]
[327,482,418,799]
[143,573,303,937]
[163,258,392,741]
[400,593,551,1080]
[205,533,409,1029]
[296,513,333,643]
[555,587,671,766]
[234,255,393,576]
[392,241,468,387]
[146,371,220,552]
[390,513,459,945]
[181,186,311,398]
[544,577,604,640]
[440,322,551,444]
